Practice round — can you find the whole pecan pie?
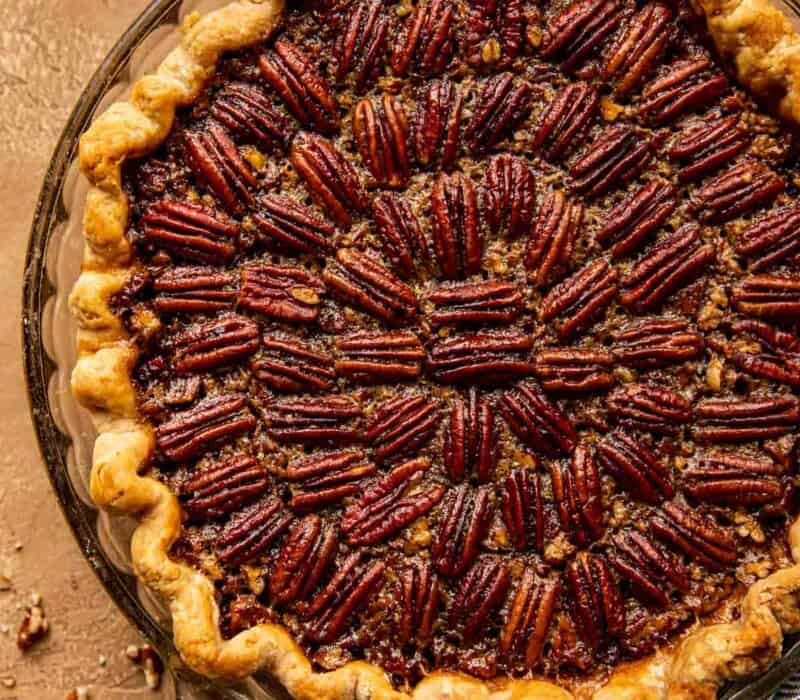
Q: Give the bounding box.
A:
[70,0,800,697]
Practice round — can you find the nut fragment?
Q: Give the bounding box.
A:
[465,73,530,152]
[606,383,692,436]
[353,94,410,188]
[427,331,534,384]
[252,336,335,393]
[17,594,49,652]
[597,431,673,504]
[551,445,604,546]
[125,644,164,691]
[484,154,536,240]
[444,387,496,483]
[239,262,325,323]
[525,190,582,287]
[431,171,483,279]
[365,392,440,463]
[335,330,425,382]
[414,78,463,169]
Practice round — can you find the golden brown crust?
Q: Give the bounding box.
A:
[69,1,800,698]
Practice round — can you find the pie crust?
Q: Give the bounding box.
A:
[68,0,800,698]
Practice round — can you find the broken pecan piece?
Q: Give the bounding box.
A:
[667,115,750,182]
[612,317,703,369]
[444,387,496,483]
[414,78,463,169]
[266,395,362,445]
[172,315,259,374]
[335,330,424,382]
[531,82,598,161]
[551,445,604,546]
[606,383,691,436]
[353,94,410,188]
[733,274,800,320]
[364,392,440,463]
[427,331,534,384]
[597,431,673,505]
[182,455,267,519]
[693,395,799,442]
[334,0,389,91]
[502,468,543,552]
[728,319,800,387]
[216,497,293,566]
[398,560,440,644]
[736,206,800,272]
[449,559,510,643]
[540,0,622,71]
[238,262,325,323]
[253,195,335,254]
[500,570,559,667]
[533,347,615,394]
[391,0,456,76]
[252,336,335,393]
[285,450,377,511]
[153,267,236,315]
[465,0,523,69]
[684,451,784,506]
[433,484,493,577]
[483,154,536,240]
[431,171,483,280]
[428,279,523,327]
[372,193,428,278]
[465,73,530,152]
[525,190,582,287]
[210,82,292,151]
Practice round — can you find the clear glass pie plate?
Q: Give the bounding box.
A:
[19,0,800,697]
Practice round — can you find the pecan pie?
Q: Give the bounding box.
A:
[70,0,800,697]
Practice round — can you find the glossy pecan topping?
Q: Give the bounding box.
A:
[266,395,362,445]
[444,387,496,483]
[431,171,483,279]
[612,317,703,369]
[216,497,293,566]
[156,393,256,462]
[427,331,534,384]
[372,193,428,278]
[597,431,673,504]
[667,115,750,182]
[733,274,800,320]
[540,0,622,71]
[182,455,267,519]
[601,2,672,97]
[335,330,424,382]
[290,133,370,227]
[607,383,691,436]
[683,451,784,506]
[502,468,543,551]
[164,375,201,406]
[270,514,338,606]
[142,200,237,264]
[570,125,653,198]
[238,262,325,323]
[531,82,598,161]
[428,279,523,327]
[533,347,615,394]
[184,125,256,215]
[341,457,445,544]
[353,94,410,188]
[551,445,604,546]
[525,190,582,287]
[365,392,440,463]
[693,395,800,442]
[172,315,259,374]
[608,531,688,607]
[691,160,784,224]
[334,0,389,91]
[620,224,715,313]
[252,336,335,393]
[540,259,618,340]
[465,0,523,68]
[433,484,493,577]
[152,267,236,315]
[499,381,578,456]
[465,73,530,152]
[638,57,727,125]
[285,450,377,511]
[253,195,335,255]
[398,560,440,644]
[736,206,800,272]
[323,248,417,324]
[500,570,559,667]
[728,319,800,387]
[391,0,456,76]
[483,154,536,240]
[259,38,338,133]
[596,179,678,258]
[414,78,463,169]
[449,559,510,643]
[651,502,737,571]
[210,83,292,151]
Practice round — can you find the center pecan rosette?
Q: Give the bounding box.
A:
[118,0,800,689]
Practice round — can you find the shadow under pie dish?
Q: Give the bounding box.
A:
[67,0,800,696]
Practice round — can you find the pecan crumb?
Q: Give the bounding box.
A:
[126,644,163,690]
[65,688,89,700]
[17,593,49,651]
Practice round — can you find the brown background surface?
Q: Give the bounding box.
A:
[1,1,168,698]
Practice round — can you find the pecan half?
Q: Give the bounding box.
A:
[551,445,604,546]
[252,336,335,393]
[142,200,237,264]
[182,455,267,519]
[484,154,536,240]
[323,248,417,324]
[693,395,799,442]
[259,38,338,133]
[533,347,615,394]
[502,468,543,551]
[691,160,784,224]
[238,262,325,323]
[433,484,493,577]
[391,0,456,76]
[153,267,237,314]
[540,0,622,71]
[465,73,530,152]
[290,133,370,227]
[427,331,534,384]
[570,125,653,198]
[270,514,338,606]
[465,0,523,68]
[449,559,510,643]
[398,560,440,644]
[531,82,598,161]
[736,206,800,272]
[266,395,362,445]
[728,319,800,387]
[335,330,425,382]
[210,83,292,151]
[341,457,445,544]
[651,502,737,571]
[596,179,678,258]
[597,431,673,504]
[444,387,496,483]
[372,193,428,278]
[499,381,578,456]
[364,392,440,463]
[184,125,256,216]
[353,94,410,188]
[334,0,389,91]
[667,115,750,182]
[540,259,618,340]
[612,317,703,369]
[525,190,582,287]
[500,570,559,667]
[216,497,293,566]
[428,279,523,327]
[285,450,377,511]
[431,171,483,280]
[156,393,256,462]
[606,383,691,436]
[638,57,727,125]
[414,78,463,169]
[733,274,800,320]
[620,224,715,313]
[253,195,336,254]
[172,315,259,374]
[684,451,784,506]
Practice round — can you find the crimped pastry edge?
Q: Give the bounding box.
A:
[67,1,800,698]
